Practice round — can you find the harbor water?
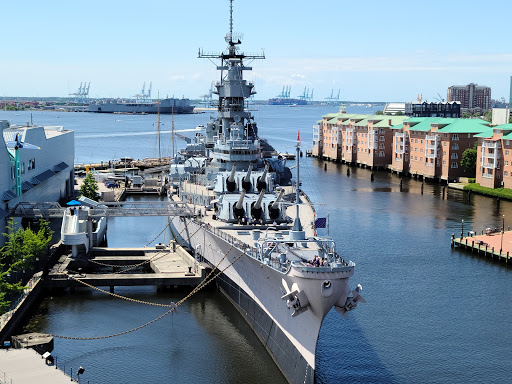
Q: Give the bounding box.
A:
[2,106,512,383]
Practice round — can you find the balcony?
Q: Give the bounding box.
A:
[425,135,440,141]
[482,173,494,179]
[482,141,500,148]
[483,162,496,169]
[425,162,434,167]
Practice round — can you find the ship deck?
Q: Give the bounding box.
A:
[171,186,323,262]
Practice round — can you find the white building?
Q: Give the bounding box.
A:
[1,121,74,245]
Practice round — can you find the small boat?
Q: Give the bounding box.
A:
[279,152,296,160]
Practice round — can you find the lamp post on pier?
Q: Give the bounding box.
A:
[500,215,505,254]
[461,219,464,239]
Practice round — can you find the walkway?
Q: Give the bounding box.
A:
[0,349,72,384]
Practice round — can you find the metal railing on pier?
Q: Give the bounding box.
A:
[10,202,194,219]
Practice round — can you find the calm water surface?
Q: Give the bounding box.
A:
[3,107,512,383]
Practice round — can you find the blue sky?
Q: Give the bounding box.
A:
[1,0,511,102]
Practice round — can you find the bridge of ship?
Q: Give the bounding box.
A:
[9,201,195,219]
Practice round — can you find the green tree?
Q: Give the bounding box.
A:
[80,172,99,200]
[484,110,492,122]
[0,218,53,314]
[395,111,404,116]
[375,110,384,115]
[461,145,477,177]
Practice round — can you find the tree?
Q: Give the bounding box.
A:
[80,172,99,200]
[0,218,53,315]
[395,111,404,116]
[461,145,477,177]
[484,110,492,122]
[376,110,384,115]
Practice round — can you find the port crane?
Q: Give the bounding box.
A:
[134,82,152,103]
[69,82,91,104]
[325,89,340,104]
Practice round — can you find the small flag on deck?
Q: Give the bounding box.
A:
[297,130,301,142]
[314,217,327,228]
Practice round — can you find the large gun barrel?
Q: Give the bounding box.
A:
[242,163,253,192]
[257,164,270,192]
[235,189,247,210]
[228,164,237,182]
[254,189,265,210]
[272,189,285,209]
[226,164,237,192]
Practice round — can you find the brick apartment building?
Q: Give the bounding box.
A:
[391,118,491,181]
[447,83,491,113]
[476,124,512,188]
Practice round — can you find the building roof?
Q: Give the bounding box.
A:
[436,119,490,133]
[373,116,409,128]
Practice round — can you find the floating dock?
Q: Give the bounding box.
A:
[47,245,206,290]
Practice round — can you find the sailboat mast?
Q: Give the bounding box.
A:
[157,94,161,161]
[171,104,175,159]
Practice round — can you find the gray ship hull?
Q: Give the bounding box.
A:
[169,216,335,384]
[216,272,314,384]
[88,98,194,114]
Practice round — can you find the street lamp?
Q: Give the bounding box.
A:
[501,215,505,254]
[461,219,464,239]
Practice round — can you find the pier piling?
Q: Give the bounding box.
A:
[442,187,446,199]
[371,172,374,182]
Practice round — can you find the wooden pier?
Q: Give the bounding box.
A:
[451,231,512,264]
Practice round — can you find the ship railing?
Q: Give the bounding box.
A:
[204,224,291,274]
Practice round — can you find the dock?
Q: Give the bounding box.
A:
[451,231,512,264]
[0,349,73,384]
[46,245,206,290]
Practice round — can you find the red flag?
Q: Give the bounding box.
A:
[297,131,301,142]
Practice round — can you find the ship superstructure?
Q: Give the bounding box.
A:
[168,2,364,383]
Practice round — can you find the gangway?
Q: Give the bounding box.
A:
[9,201,195,219]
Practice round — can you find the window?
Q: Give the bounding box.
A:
[506,161,509,166]
[451,153,458,159]
[468,134,471,138]
[380,136,385,141]
[443,151,446,156]
[443,161,446,165]
[379,143,385,149]
[379,151,385,157]
[507,140,510,146]
[452,134,459,141]
[452,144,459,150]
[420,157,423,161]
[420,140,423,144]
[415,148,417,152]
[451,162,458,168]
[380,128,385,134]
[415,156,417,160]
[505,171,509,177]
[506,150,510,155]
[444,142,447,147]
[415,139,418,143]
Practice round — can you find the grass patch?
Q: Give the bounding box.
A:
[468,178,476,183]
[464,183,512,200]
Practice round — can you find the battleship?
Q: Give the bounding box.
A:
[167,2,364,383]
[88,98,194,114]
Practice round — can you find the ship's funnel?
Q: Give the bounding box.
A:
[242,163,253,192]
[233,189,247,220]
[251,189,266,220]
[269,189,285,220]
[226,164,237,192]
[257,164,269,192]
